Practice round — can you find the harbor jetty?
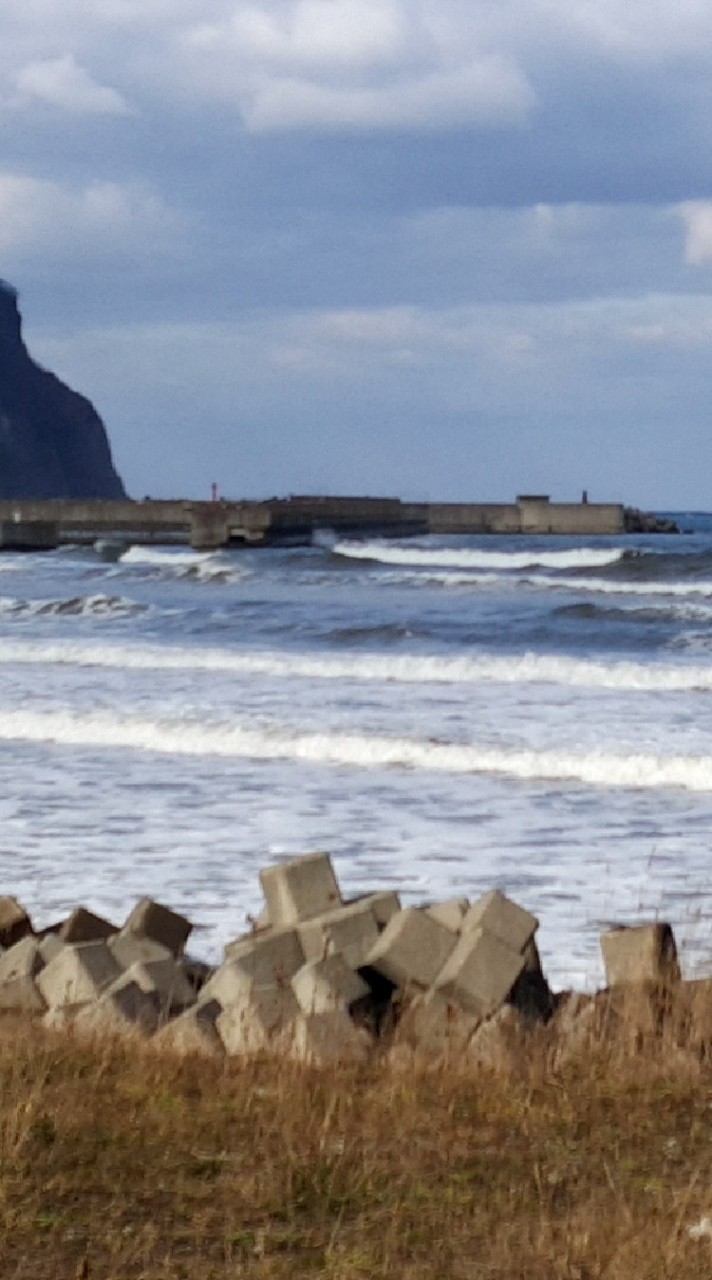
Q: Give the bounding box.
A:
[0,493,678,551]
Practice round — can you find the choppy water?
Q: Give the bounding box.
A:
[2,513,712,990]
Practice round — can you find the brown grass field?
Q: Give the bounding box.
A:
[3,995,712,1280]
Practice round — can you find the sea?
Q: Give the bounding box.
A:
[2,512,712,992]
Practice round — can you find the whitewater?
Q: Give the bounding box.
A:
[2,517,712,991]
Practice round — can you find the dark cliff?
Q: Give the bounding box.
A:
[0,280,126,499]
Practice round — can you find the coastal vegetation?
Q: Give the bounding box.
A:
[2,1010,712,1279]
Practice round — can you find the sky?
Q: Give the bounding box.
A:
[3,2,712,508]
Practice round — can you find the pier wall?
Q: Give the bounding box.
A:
[0,495,630,549]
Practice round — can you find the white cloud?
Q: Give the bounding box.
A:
[0,171,175,255]
[243,54,533,130]
[14,54,132,115]
[677,201,712,265]
[173,0,534,130]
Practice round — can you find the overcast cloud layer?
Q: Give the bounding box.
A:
[3,0,712,507]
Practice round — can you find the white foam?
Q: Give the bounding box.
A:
[0,638,711,693]
[1,707,711,792]
[120,546,213,568]
[333,540,626,571]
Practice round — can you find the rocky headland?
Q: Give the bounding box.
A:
[0,278,125,499]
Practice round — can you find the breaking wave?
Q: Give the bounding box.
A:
[118,546,246,583]
[1,639,711,692]
[332,540,627,572]
[0,708,711,792]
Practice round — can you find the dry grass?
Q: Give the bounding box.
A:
[3,994,712,1280]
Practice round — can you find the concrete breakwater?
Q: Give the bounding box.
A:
[0,494,677,551]
[0,852,703,1069]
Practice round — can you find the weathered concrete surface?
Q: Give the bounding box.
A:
[259,852,342,926]
[434,927,526,1018]
[366,908,457,990]
[37,941,122,1008]
[297,898,385,969]
[122,898,193,956]
[59,907,117,945]
[462,890,538,954]
[219,928,305,987]
[601,923,681,986]
[217,985,300,1055]
[291,955,370,1015]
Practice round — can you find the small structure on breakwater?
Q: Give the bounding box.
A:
[0,494,678,551]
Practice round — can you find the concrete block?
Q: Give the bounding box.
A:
[151,1001,224,1057]
[38,934,65,964]
[396,989,479,1056]
[366,908,457,990]
[346,891,402,928]
[219,928,305,987]
[36,941,122,1009]
[425,899,470,933]
[434,927,526,1018]
[0,935,43,984]
[288,1009,372,1064]
[217,985,299,1054]
[59,907,117,945]
[121,897,192,955]
[291,956,370,1015]
[467,1005,528,1072]
[462,890,538,953]
[73,979,160,1036]
[109,934,173,970]
[114,960,196,1018]
[259,852,342,926]
[0,975,46,1012]
[0,896,32,949]
[298,900,381,969]
[601,923,680,986]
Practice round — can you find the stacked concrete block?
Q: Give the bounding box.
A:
[112,959,195,1019]
[467,1005,528,1072]
[0,896,32,949]
[72,977,160,1038]
[434,927,527,1019]
[259,852,342,926]
[462,890,538,952]
[396,989,479,1057]
[109,933,174,970]
[291,955,369,1015]
[36,941,122,1010]
[366,908,457,990]
[217,984,300,1055]
[0,936,46,1011]
[600,923,680,987]
[298,899,382,969]
[218,928,305,989]
[121,897,192,956]
[38,933,65,964]
[288,1008,372,1064]
[346,890,401,928]
[151,1000,224,1057]
[59,907,117,945]
[425,898,470,933]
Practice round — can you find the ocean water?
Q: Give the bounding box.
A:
[2,514,712,991]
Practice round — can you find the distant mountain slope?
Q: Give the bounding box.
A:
[0,280,126,499]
